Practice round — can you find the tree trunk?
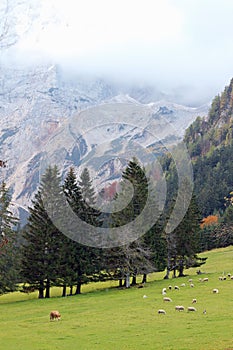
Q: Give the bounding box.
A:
[69,285,73,295]
[75,282,81,295]
[119,279,123,287]
[38,281,44,299]
[178,258,185,277]
[142,274,147,283]
[45,279,50,298]
[131,275,137,286]
[125,273,130,288]
[62,284,67,297]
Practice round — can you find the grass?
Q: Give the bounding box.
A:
[0,246,233,350]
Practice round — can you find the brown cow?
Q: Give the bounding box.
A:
[50,310,61,321]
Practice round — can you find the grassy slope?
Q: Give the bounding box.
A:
[0,246,232,350]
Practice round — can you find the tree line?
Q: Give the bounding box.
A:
[0,157,211,298]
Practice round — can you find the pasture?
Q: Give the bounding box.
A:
[0,246,233,350]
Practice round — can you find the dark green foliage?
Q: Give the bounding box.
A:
[0,182,20,294]
[21,166,64,298]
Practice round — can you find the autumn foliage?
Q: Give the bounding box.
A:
[200,215,218,229]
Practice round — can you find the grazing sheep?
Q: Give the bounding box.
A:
[202,277,209,282]
[219,276,223,280]
[188,279,193,283]
[163,297,172,302]
[175,305,185,311]
[158,309,166,314]
[143,295,148,299]
[212,288,219,294]
[187,306,197,312]
[227,273,231,278]
[168,285,172,290]
[231,276,233,280]
[199,278,203,282]
[192,298,197,304]
[181,283,186,287]
[190,283,194,288]
[174,285,180,290]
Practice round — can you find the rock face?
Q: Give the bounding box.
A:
[0,63,208,224]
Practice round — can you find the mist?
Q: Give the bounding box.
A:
[2,0,233,106]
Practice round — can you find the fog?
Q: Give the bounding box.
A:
[2,0,233,105]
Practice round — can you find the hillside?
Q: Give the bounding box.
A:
[184,79,233,215]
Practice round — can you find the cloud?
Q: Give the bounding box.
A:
[4,0,233,104]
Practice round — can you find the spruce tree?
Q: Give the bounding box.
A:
[21,166,64,298]
[0,181,19,294]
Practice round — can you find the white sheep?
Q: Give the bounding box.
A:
[175,305,185,311]
[187,306,197,312]
[162,287,167,295]
[188,279,193,283]
[202,277,209,282]
[192,298,197,304]
[231,276,233,280]
[143,295,148,299]
[219,276,223,280]
[168,285,172,290]
[212,288,219,294]
[174,285,180,290]
[180,283,186,287]
[190,283,194,288]
[163,297,172,302]
[158,309,166,314]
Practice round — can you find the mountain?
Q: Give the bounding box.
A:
[184,78,233,216]
[0,63,208,224]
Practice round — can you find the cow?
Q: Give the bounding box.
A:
[50,310,61,321]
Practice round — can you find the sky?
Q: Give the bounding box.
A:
[3,0,233,105]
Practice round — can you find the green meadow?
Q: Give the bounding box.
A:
[0,246,232,350]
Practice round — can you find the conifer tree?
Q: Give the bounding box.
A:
[21,166,64,298]
[0,181,19,294]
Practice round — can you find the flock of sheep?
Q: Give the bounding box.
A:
[144,273,233,316]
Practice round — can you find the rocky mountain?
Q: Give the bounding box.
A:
[0,63,208,224]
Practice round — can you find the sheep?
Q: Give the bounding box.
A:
[158,309,166,314]
[219,276,223,281]
[143,295,148,299]
[227,273,231,278]
[162,287,167,295]
[175,305,185,311]
[231,276,233,280]
[180,283,186,287]
[187,306,197,312]
[163,297,172,302]
[190,283,194,288]
[202,277,209,282]
[203,309,207,314]
[168,285,172,290]
[174,285,180,290]
[212,288,219,294]
[188,279,193,283]
[192,298,197,304]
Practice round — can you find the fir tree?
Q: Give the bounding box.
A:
[21,166,64,298]
[0,181,19,294]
